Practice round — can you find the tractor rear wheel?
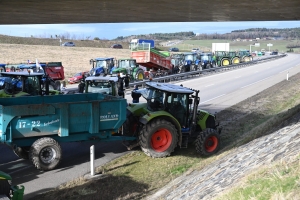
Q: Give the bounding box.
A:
[0,180,11,198]
[13,146,30,159]
[139,119,178,158]
[195,128,220,156]
[221,58,230,66]
[232,57,240,64]
[29,137,62,171]
[135,70,144,80]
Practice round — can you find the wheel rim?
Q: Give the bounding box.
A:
[205,136,218,152]
[40,147,56,164]
[137,72,143,80]
[233,58,240,64]
[151,128,172,152]
[222,59,229,66]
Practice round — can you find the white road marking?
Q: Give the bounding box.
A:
[205,84,214,87]
[200,94,225,104]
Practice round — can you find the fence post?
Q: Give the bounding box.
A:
[90,145,95,176]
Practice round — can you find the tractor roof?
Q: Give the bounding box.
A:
[85,76,118,82]
[94,58,114,61]
[18,64,46,69]
[0,72,44,77]
[118,58,136,61]
[0,64,6,67]
[146,82,194,94]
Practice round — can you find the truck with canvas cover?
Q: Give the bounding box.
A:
[0,91,132,171]
[89,57,116,76]
[124,82,222,158]
[131,42,172,77]
[111,58,145,81]
[0,171,24,200]
[130,39,155,48]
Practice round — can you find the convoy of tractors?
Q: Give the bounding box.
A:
[0,40,257,199]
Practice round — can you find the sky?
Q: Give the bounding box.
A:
[0,21,300,40]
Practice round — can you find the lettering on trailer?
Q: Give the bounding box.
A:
[100,114,119,121]
[18,119,60,128]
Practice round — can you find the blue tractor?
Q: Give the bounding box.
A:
[89,57,116,76]
[198,53,216,69]
[181,52,201,72]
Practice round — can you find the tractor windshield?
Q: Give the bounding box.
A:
[86,80,114,95]
[185,54,194,61]
[96,61,107,68]
[200,55,210,61]
[140,87,165,111]
[118,60,136,68]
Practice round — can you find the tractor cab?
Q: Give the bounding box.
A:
[84,76,119,96]
[139,82,195,127]
[198,53,214,69]
[89,57,116,76]
[0,64,6,72]
[113,59,137,76]
[0,71,44,97]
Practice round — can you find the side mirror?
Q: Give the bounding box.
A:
[89,59,93,65]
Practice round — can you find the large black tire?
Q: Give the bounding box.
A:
[0,180,11,198]
[221,58,230,66]
[231,57,240,64]
[123,113,139,136]
[54,81,61,91]
[29,137,62,171]
[13,147,30,160]
[139,119,178,158]
[135,70,144,80]
[195,128,220,157]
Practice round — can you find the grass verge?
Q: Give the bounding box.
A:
[30,73,300,200]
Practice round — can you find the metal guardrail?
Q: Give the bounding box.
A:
[129,54,287,88]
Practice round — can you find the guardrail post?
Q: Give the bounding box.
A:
[287,71,289,81]
[90,145,95,176]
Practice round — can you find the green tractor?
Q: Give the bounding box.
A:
[124,82,222,157]
[0,171,24,200]
[228,51,241,65]
[213,51,231,67]
[238,50,253,62]
[112,58,145,81]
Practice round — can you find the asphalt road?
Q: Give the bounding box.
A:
[1,53,300,199]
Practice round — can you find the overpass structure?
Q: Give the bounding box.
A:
[0,1,299,24]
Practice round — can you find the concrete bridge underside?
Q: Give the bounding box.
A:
[0,0,299,24]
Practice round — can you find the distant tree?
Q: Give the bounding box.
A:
[94,37,100,40]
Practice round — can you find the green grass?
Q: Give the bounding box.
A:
[216,155,300,200]
[30,72,300,200]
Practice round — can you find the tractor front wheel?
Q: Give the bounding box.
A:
[29,137,62,171]
[139,119,178,158]
[195,128,220,156]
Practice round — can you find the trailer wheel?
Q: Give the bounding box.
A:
[0,180,11,198]
[139,119,178,158]
[135,70,144,80]
[195,128,220,156]
[29,137,62,171]
[13,146,30,160]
